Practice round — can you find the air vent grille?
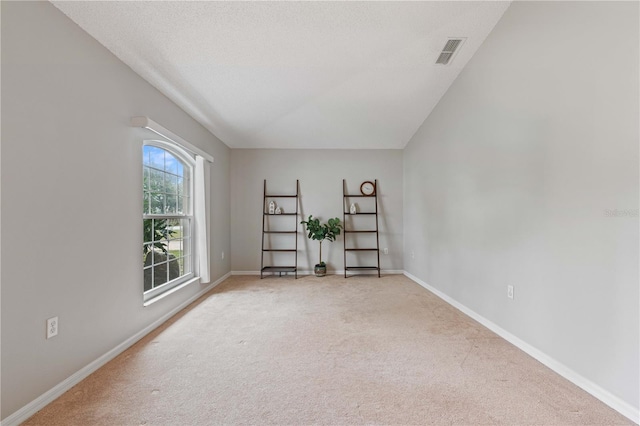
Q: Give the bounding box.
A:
[436,38,464,65]
[436,52,453,65]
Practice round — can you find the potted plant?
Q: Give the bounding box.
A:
[300,215,343,277]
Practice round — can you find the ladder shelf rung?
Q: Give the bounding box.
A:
[262,266,297,272]
[344,230,377,233]
[264,231,297,234]
[344,212,376,215]
[265,194,297,198]
[345,266,380,270]
[345,248,379,251]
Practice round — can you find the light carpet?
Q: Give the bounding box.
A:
[23,274,633,425]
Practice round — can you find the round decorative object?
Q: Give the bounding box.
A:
[360,181,375,196]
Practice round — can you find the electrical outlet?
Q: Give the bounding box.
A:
[47,317,58,339]
[383,248,388,255]
[507,285,514,300]
[221,251,225,260]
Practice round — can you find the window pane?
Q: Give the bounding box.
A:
[152,263,169,287]
[177,176,184,196]
[143,220,154,244]
[150,169,163,192]
[168,256,181,278]
[165,175,178,213]
[150,193,164,214]
[166,194,177,213]
[143,243,153,261]
[143,192,150,214]
[166,174,178,195]
[147,146,165,169]
[177,196,184,214]
[170,218,182,237]
[153,219,170,245]
[143,145,152,166]
[168,239,182,262]
[143,265,153,292]
[143,166,150,192]
[165,152,178,175]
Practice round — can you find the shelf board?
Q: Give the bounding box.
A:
[262,266,297,272]
[265,194,297,198]
[344,230,377,233]
[345,248,378,251]
[343,194,376,198]
[343,212,376,215]
[264,231,297,234]
[345,266,380,270]
[264,213,297,216]
[262,249,297,252]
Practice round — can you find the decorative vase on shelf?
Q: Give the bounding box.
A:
[350,203,357,214]
[269,201,276,214]
[275,206,282,214]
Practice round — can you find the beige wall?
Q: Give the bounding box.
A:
[1,1,231,419]
[230,149,403,274]
[403,1,639,411]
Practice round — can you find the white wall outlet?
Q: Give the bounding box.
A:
[383,248,388,255]
[507,285,514,300]
[221,251,225,260]
[46,317,58,339]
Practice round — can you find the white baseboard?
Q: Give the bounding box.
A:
[403,271,640,424]
[8,270,634,425]
[1,272,231,426]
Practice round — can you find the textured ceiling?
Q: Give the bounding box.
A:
[52,1,510,149]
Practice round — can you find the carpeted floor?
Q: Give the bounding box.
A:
[24,274,633,425]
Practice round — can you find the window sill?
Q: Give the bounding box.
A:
[143,276,200,307]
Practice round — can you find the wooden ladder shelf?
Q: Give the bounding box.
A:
[342,179,381,278]
[261,180,299,278]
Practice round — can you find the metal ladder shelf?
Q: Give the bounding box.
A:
[343,179,380,278]
[261,180,299,278]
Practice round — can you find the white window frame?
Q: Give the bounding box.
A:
[143,139,196,303]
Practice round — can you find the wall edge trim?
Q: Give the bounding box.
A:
[403,271,640,424]
[1,272,232,426]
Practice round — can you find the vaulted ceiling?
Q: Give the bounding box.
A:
[52,1,510,149]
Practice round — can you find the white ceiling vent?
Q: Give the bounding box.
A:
[436,38,465,65]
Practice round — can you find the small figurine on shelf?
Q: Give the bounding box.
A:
[350,203,357,214]
[269,201,276,214]
[275,206,283,214]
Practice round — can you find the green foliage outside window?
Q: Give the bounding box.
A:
[143,162,178,257]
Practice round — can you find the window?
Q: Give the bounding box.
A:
[143,141,194,302]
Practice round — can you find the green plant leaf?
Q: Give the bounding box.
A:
[300,215,343,264]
